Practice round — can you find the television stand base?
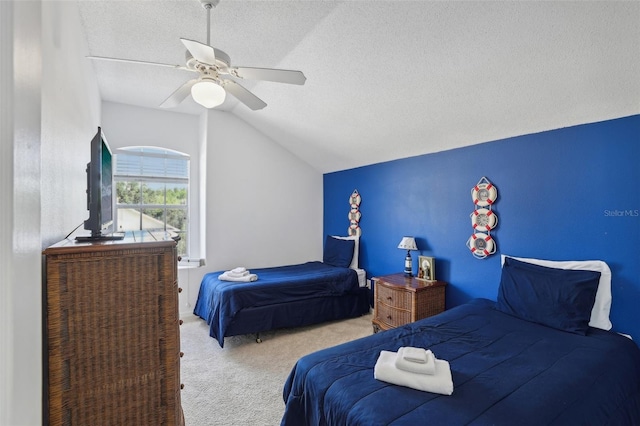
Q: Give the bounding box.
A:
[75,233,125,242]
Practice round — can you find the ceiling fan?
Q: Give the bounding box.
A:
[87,0,306,110]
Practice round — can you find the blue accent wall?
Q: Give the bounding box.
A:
[324,115,640,341]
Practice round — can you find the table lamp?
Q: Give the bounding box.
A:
[397,236,418,276]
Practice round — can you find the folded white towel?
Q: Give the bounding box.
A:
[400,346,429,363]
[395,348,436,375]
[225,270,250,277]
[374,350,453,395]
[219,272,258,282]
[231,267,247,274]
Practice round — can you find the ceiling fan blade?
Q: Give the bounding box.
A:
[87,56,191,71]
[232,67,306,85]
[222,80,267,110]
[160,79,198,108]
[180,38,216,65]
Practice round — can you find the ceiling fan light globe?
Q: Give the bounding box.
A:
[191,80,226,108]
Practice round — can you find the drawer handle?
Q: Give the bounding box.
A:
[181,383,185,390]
[386,315,392,320]
[180,351,184,358]
[386,296,393,301]
[178,287,183,293]
[179,319,183,326]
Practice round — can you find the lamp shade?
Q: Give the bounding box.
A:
[191,79,226,108]
[397,236,417,251]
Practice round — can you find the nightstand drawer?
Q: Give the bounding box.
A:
[372,274,447,333]
[375,303,411,328]
[376,283,411,309]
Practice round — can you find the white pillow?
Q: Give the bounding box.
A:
[501,255,612,331]
[331,235,359,269]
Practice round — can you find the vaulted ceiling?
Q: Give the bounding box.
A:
[77,0,640,173]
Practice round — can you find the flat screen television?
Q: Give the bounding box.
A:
[76,127,124,242]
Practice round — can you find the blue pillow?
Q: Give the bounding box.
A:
[323,236,355,268]
[496,257,601,335]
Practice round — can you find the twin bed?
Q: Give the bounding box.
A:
[194,235,368,347]
[193,239,640,424]
[281,256,640,425]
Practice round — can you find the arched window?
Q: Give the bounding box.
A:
[114,147,189,256]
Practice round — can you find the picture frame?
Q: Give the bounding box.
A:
[418,256,435,281]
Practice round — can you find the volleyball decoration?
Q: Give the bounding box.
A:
[348,189,362,236]
[467,177,498,259]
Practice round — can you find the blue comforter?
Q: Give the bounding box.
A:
[282,298,640,425]
[194,261,359,347]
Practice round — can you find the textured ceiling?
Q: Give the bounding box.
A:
[77,0,640,173]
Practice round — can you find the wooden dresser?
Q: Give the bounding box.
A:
[372,273,447,332]
[43,231,184,425]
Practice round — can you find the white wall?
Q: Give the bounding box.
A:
[192,110,324,311]
[41,1,102,248]
[0,3,42,424]
[102,101,200,159]
[1,1,101,425]
[0,3,12,422]
[202,110,324,274]
[103,104,324,315]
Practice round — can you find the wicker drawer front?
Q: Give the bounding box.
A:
[375,303,411,328]
[376,283,411,309]
[43,236,183,426]
[415,286,446,318]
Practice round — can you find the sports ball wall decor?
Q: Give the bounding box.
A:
[348,189,362,236]
[467,177,498,258]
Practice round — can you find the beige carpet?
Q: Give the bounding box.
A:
[180,312,374,426]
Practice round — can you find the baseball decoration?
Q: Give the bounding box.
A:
[467,177,498,258]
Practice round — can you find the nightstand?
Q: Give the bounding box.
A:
[372,273,447,332]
